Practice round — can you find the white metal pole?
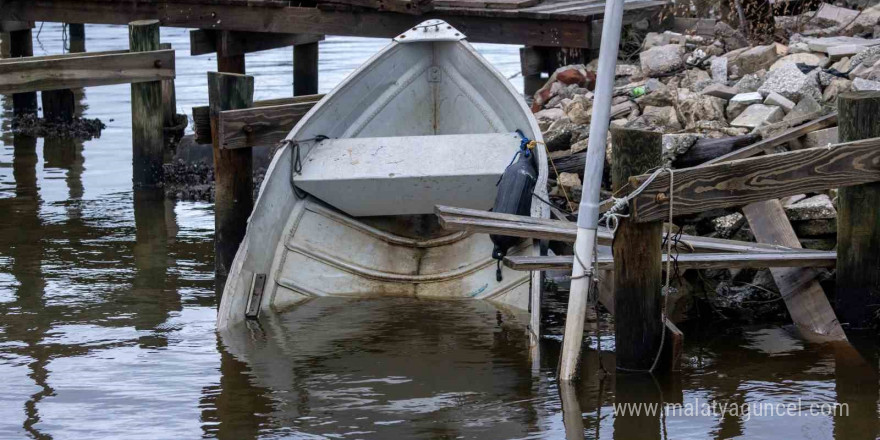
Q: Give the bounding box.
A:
[558,0,626,381]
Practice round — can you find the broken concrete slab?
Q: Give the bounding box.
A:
[823,78,852,102]
[769,53,827,71]
[702,83,739,100]
[783,95,823,122]
[803,126,839,149]
[730,104,785,128]
[813,3,860,29]
[763,92,796,112]
[784,194,837,221]
[852,77,880,91]
[805,36,880,53]
[711,57,728,84]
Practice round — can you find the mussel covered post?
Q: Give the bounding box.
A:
[836,91,880,330]
[42,23,85,124]
[294,41,319,96]
[208,72,255,290]
[129,20,164,187]
[611,127,664,372]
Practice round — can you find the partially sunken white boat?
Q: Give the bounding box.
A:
[217,20,549,331]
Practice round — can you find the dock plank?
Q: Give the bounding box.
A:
[504,251,837,271]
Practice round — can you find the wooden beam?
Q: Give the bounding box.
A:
[0,49,174,94]
[192,94,323,146]
[504,251,837,271]
[0,20,34,33]
[219,102,316,149]
[702,113,838,165]
[294,41,319,96]
[434,205,816,254]
[1,0,595,47]
[190,29,323,56]
[630,137,880,223]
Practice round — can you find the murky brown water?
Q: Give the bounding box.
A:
[2,23,880,440]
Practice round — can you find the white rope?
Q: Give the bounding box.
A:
[649,167,675,373]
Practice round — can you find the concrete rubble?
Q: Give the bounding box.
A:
[529,4,880,320]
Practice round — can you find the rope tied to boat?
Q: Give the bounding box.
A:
[281,135,328,199]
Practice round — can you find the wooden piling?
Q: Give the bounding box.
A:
[10,29,37,116]
[293,41,318,96]
[836,91,880,330]
[208,72,255,284]
[68,23,85,53]
[611,127,664,372]
[0,32,10,58]
[216,31,245,74]
[159,43,177,128]
[129,20,164,188]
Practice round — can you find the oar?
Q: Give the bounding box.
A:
[558,0,626,381]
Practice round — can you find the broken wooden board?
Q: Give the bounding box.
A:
[703,113,838,165]
[503,250,837,271]
[0,49,174,94]
[434,205,815,254]
[742,200,847,341]
[630,136,880,223]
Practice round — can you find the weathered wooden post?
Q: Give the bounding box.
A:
[159,43,178,129]
[0,32,10,58]
[129,20,164,187]
[611,127,664,371]
[216,31,246,74]
[68,23,85,53]
[836,91,880,330]
[9,28,37,116]
[208,72,255,286]
[294,41,319,95]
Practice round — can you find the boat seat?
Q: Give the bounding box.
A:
[294,132,525,217]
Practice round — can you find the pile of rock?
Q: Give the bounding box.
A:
[530,7,880,319]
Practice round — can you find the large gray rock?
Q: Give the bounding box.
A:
[735,71,767,93]
[783,95,823,122]
[640,44,685,77]
[715,21,749,51]
[758,62,808,101]
[629,105,682,132]
[677,90,726,129]
[729,44,778,77]
[793,219,837,237]
[852,77,880,91]
[730,104,785,128]
[813,3,860,28]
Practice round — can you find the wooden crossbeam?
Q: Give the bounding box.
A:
[189,30,323,56]
[192,94,323,145]
[702,112,838,165]
[0,0,602,47]
[0,49,174,94]
[630,136,880,223]
[434,205,813,254]
[219,102,316,149]
[504,251,837,271]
